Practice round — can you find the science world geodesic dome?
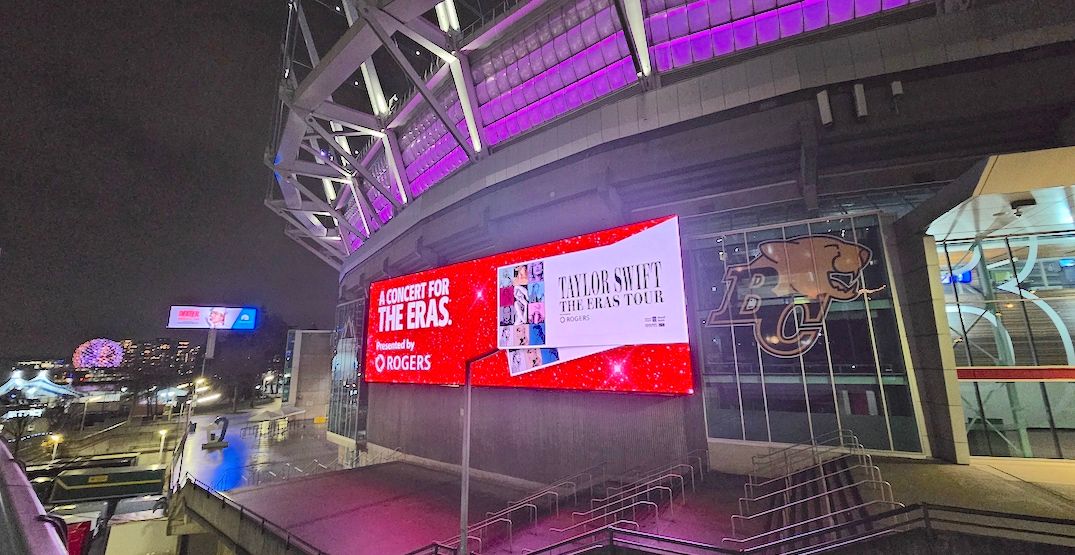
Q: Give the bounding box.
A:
[72,338,124,369]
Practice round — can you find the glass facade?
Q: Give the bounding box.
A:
[327,299,368,442]
[694,214,921,452]
[939,231,1075,459]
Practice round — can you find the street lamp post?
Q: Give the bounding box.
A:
[158,429,168,460]
[49,434,63,460]
[458,350,498,555]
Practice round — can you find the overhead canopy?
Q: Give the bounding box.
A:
[0,375,83,399]
[901,146,1075,241]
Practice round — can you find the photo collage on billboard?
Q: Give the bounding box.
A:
[497,260,560,375]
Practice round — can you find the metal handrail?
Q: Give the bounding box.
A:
[731,479,896,536]
[725,499,905,544]
[607,463,696,494]
[551,501,659,534]
[748,443,866,489]
[740,460,881,514]
[751,433,861,482]
[592,473,687,509]
[752,429,857,466]
[418,502,1075,555]
[573,485,674,523]
[751,440,865,484]
[508,461,607,508]
[687,448,708,483]
[745,451,870,499]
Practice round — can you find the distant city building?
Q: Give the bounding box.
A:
[116,337,201,374]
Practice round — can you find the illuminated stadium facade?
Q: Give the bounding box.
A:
[265,0,1075,478]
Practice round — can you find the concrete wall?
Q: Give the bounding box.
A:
[105,519,176,555]
[367,382,694,483]
[289,331,332,420]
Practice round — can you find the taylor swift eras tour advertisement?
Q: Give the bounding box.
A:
[364,216,692,394]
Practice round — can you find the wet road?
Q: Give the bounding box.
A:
[174,401,338,492]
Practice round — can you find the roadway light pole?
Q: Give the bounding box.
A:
[459,349,498,555]
[158,429,168,460]
[49,434,63,460]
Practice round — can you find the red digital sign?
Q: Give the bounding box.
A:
[365,216,693,394]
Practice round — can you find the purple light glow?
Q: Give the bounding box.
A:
[72,338,124,369]
[642,0,917,71]
[340,0,925,236]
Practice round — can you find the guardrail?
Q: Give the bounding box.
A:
[750,429,859,480]
[731,478,896,537]
[606,463,696,496]
[521,503,1075,554]
[206,457,346,491]
[739,457,881,515]
[181,474,327,555]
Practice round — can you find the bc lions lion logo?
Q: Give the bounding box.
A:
[705,235,874,357]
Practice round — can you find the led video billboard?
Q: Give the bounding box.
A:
[364,216,692,394]
[167,306,258,330]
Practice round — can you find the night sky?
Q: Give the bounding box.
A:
[1,3,339,358]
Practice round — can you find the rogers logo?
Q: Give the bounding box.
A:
[374,354,386,372]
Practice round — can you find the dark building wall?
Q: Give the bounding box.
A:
[367,382,692,483]
[292,331,333,420]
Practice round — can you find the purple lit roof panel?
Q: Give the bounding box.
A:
[596,7,617,35]
[779,5,805,36]
[688,0,711,32]
[649,12,670,44]
[668,6,690,39]
[691,29,715,61]
[754,0,777,11]
[652,43,673,71]
[828,0,853,24]
[857,0,881,15]
[882,0,909,7]
[732,18,757,50]
[731,0,753,19]
[713,23,735,55]
[802,0,828,31]
[756,10,780,43]
[708,0,732,24]
[670,35,694,68]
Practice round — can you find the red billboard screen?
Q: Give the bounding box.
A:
[365,216,693,394]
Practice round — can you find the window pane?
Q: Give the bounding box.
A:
[1044,382,1075,459]
[694,215,919,452]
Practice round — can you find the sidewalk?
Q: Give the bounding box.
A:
[875,457,1075,520]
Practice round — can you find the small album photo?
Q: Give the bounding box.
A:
[528,281,544,303]
[528,323,546,345]
[499,286,514,308]
[508,350,529,375]
[506,347,560,377]
[528,261,544,282]
[511,264,529,286]
[528,302,545,325]
[498,325,513,347]
[497,267,514,288]
[511,323,529,346]
[512,285,528,323]
[498,306,514,326]
[525,348,542,368]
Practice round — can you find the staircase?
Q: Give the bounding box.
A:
[726,429,902,552]
[409,453,707,554]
